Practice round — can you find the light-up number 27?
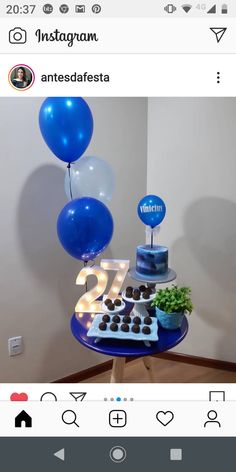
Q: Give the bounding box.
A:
[75,259,130,316]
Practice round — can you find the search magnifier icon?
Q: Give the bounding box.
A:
[62,410,79,427]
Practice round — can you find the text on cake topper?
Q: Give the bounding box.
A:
[139,204,164,213]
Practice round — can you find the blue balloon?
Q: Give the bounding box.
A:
[39,97,93,163]
[137,195,166,228]
[57,197,114,261]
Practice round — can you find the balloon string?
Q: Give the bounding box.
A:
[84,261,88,292]
[83,260,95,293]
[151,228,154,248]
[67,163,73,200]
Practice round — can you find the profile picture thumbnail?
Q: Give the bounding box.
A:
[9,64,35,91]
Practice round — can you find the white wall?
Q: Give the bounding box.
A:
[147,98,236,362]
[0,97,147,382]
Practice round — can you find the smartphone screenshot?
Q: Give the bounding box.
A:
[0,0,236,469]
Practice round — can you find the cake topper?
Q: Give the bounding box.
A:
[137,194,166,247]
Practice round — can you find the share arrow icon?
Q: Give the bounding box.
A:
[69,392,87,401]
[210,27,227,43]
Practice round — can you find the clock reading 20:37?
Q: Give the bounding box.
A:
[6,4,36,15]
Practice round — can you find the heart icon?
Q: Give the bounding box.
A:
[10,392,28,401]
[156,411,174,426]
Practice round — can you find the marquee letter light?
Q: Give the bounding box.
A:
[101,259,130,300]
[75,266,108,316]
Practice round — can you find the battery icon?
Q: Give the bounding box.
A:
[221,4,228,14]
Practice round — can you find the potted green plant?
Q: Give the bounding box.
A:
[151,285,193,330]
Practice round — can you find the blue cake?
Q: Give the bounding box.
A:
[136,245,168,277]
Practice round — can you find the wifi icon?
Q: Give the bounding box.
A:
[182,4,192,13]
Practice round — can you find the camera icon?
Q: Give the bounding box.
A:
[9,27,27,44]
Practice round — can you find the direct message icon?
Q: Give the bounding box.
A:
[210,27,227,43]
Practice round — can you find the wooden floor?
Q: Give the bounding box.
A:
[82,357,236,383]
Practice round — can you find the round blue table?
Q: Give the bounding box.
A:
[71,300,188,382]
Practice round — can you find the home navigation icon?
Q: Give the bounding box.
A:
[15,410,32,428]
[210,27,227,43]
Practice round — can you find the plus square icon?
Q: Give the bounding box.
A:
[109,410,127,428]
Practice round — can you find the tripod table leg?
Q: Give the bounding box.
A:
[110,357,126,383]
[143,356,155,382]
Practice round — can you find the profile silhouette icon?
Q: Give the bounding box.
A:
[204,410,221,428]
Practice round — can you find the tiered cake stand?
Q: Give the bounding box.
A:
[122,291,156,318]
[129,267,177,292]
[128,267,177,319]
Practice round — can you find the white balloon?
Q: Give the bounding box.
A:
[65,155,115,204]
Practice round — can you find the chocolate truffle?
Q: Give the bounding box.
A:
[126,286,133,293]
[102,314,110,323]
[125,289,133,298]
[142,291,150,300]
[145,287,152,294]
[123,315,131,324]
[139,285,146,293]
[110,322,118,332]
[133,292,140,301]
[144,316,152,325]
[132,324,140,334]
[112,315,121,323]
[99,322,107,331]
[107,302,115,311]
[121,323,129,332]
[142,326,151,335]
[133,316,141,325]
[133,288,140,295]
[114,298,122,306]
[104,298,112,306]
